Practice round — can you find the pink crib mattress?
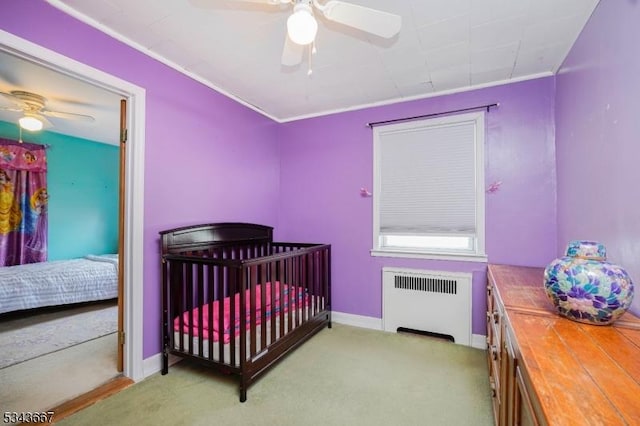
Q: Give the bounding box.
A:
[173,282,309,344]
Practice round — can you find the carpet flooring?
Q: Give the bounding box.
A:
[0,300,118,369]
[60,324,493,426]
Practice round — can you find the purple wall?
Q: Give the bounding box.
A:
[555,1,640,315]
[0,0,280,357]
[1,1,561,355]
[278,77,558,335]
[7,0,633,355]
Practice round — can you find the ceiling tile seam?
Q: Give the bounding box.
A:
[509,40,523,79]
[378,51,421,99]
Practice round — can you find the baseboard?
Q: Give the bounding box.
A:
[142,352,182,379]
[331,311,383,330]
[471,334,487,350]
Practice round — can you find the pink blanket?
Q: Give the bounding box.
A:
[173,282,306,343]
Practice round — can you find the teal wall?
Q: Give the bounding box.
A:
[0,121,119,260]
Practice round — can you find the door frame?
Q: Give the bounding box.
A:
[0,29,146,381]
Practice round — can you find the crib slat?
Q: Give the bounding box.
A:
[303,253,308,324]
[269,260,276,343]
[287,256,293,332]
[307,252,312,319]
[278,258,285,339]
[316,252,322,314]
[177,261,185,352]
[304,253,310,322]
[312,252,316,317]
[186,263,194,355]
[298,254,305,326]
[316,251,322,311]
[260,264,267,349]
[231,266,238,367]
[308,252,314,317]
[197,263,204,358]
[216,263,224,364]
[250,265,257,359]
[207,263,214,362]
[292,254,297,327]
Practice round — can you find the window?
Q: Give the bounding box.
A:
[371,111,486,261]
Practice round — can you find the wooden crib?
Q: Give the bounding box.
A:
[160,223,331,402]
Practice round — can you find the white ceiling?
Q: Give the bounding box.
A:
[1,0,599,144]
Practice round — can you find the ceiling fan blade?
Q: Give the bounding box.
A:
[0,91,28,108]
[281,34,304,66]
[0,106,23,113]
[321,1,401,38]
[190,0,283,7]
[229,0,283,3]
[42,109,95,122]
[40,115,54,128]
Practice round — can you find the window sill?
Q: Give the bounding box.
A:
[370,249,488,263]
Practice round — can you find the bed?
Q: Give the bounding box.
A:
[0,254,118,315]
[160,222,331,402]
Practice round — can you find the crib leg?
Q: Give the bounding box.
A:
[240,388,247,403]
[161,350,168,375]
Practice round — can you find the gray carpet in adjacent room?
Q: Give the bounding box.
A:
[60,324,493,426]
[0,300,118,369]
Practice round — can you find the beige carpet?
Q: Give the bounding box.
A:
[60,324,493,426]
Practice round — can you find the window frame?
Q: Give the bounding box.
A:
[370,111,487,262]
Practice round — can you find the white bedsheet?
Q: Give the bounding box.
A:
[0,254,118,314]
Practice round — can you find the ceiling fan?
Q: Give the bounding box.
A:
[194,0,402,68]
[0,90,95,132]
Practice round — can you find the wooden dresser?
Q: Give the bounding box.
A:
[487,264,640,426]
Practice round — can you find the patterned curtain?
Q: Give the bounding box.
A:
[0,139,48,266]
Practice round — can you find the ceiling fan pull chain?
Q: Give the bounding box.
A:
[307,42,314,76]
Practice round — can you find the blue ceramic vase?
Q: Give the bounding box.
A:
[543,241,635,325]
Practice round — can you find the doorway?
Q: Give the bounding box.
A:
[0,30,145,383]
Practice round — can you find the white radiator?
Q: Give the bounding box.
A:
[382,267,472,346]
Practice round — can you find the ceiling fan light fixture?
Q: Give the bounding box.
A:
[287,4,318,45]
[19,114,44,132]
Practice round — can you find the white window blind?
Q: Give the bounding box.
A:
[372,111,486,260]
[379,120,477,236]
